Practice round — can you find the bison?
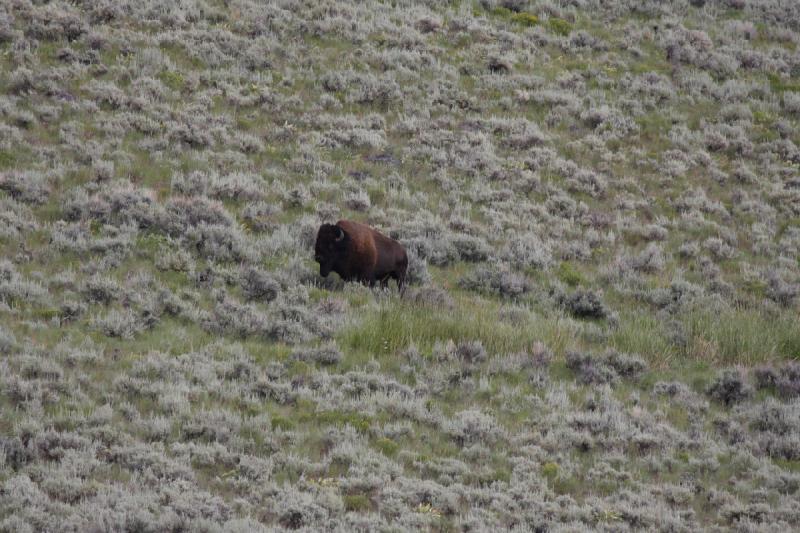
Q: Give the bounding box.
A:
[314,219,407,292]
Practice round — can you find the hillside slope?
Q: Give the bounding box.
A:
[1,0,800,530]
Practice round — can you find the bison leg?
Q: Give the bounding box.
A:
[379,273,392,290]
[394,270,406,296]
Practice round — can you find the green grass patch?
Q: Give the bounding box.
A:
[636,111,672,148]
[479,5,539,29]
[302,410,372,433]
[542,461,559,479]
[557,261,585,287]
[338,296,578,358]
[683,306,800,364]
[547,18,573,36]
[271,415,295,431]
[158,70,185,91]
[609,311,678,365]
[511,12,539,27]
[0,150,15,169]
[373,437,399,457]
[768,72,800,93]
[343,494,372,512]
[773,458,800,473]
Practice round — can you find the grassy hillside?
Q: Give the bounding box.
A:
[1,0,800,530]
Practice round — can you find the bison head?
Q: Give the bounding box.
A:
[314,223,346,277]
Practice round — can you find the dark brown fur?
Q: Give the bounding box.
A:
[314,220,407,292]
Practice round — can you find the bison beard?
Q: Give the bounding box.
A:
[314,220,408,292]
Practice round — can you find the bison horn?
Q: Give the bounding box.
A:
[335,226,344,241]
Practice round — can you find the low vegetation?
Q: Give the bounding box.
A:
[1,0,799,530]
